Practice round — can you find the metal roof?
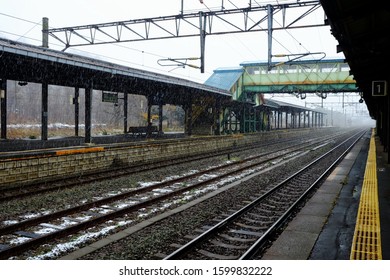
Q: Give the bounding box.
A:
[204,67,243,91]
[263,99,325,114]
[0,38,231,104]
[320,0,390,119]
[240,58,346,67]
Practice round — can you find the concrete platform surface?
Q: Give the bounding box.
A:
[262,132,372,260]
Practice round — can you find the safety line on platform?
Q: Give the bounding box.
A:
[55,147,105,156]
[350,129,382,260]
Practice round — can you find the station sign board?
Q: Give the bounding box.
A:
[102,91,118,103]
[372,80,387,96]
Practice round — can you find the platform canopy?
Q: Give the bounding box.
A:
[0,38,231,105]
[261,99,325,114]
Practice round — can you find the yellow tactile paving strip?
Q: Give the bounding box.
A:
[350,130,382,260]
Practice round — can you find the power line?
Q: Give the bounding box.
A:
[0,12,165,59]
[16,20,42,42]
[236,0,311,55]
[201,2,259,60]
[0,12,40,25]
[0,12,43,42]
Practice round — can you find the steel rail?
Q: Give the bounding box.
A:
[0,134,329,236]
[239,129,366,259]
[0,132,312,201]
[163,129,367,260]
[0,132,342,259]
[1,128,345,201]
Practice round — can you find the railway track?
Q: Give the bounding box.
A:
[0,131,336,202]
[163,130,366,260]
[0,131,349,259]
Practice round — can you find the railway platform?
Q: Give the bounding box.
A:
[0,133,186,153]
[262,128,390,260]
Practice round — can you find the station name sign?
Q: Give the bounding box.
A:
[102,91,118,103]
[372,80,387,97]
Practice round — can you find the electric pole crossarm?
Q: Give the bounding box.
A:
[149,21,177,38]
[72,29,93,44]
[121,24,146,40]
[286,4,322,28]
[247,9,278,32]
[213,13,245,32]
[94,26,120,42]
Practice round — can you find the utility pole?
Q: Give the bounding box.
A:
[267,4,273,71]
[42,17,49,48]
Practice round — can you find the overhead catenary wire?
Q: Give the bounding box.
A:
[0,12,39,25]
[201,2,259,61]
[261,0,313,55]
[16,20,42,42]
[0,12,43,42]
[219,0,318,58]
[229,0,302,55]
[0,11,162,59]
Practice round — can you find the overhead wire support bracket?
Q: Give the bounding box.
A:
[271,52,326,67]
[44,1,325,72]
[157,57,201,70]
[46,1,324,45]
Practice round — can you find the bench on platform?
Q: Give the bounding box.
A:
[127,126,158,136]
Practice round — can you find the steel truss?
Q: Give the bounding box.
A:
[45,1,325,72]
